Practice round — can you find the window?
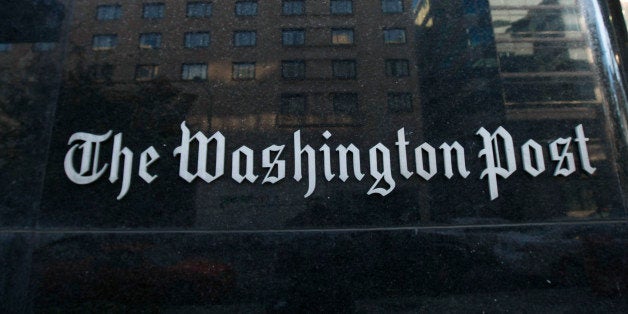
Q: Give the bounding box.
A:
[381,0,403,13]
[97,5,121,20]
[385,59,409,77]
[387,92,412,113]
[331,0,352,14]
[333,60,356,79]
[0,43,11,52]
[332,28,354,45]
[88,64,114,81]
[282,60,305,79]
[235,1,257,16]
[234,31,256,46]
[282,29,305,46]
[32,42,55,52]
[182,63,207,80]
[139,33,162,49]
[185,32,210,48]
[384,28,406,44]
[283,0,304,15]
[143,3,164,19]
[332,93,358,114]
[187,2,212,17]
[92,34,117,50]
[232,62,255,80]
[135,64,159,80]
[281,94,306,115]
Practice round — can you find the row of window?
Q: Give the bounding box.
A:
[92,28,407,49]
[96,0,405,20]
[87,64,412,115]
[283,28,406,45]
[130,59,410,81]
[281,92,413,115]
[89,64,412,114]
[132,63,257,80]
[0,42,56,52]
[281,59,410,79]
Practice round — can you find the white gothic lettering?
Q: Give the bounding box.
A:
[63,123,596,201]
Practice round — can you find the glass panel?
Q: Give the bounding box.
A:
[97,5,121,20]
[385,59,409,77]
[2,0,628,310]
[283,0,304,15]
[282,60,306,79]
[232,62,255,79]
[92,34,117,49]
[186,2,212,17]
[388,92,413,112]
[234,31,256,46]
[185,32,210,48]
[331,0,353,14]
[0,43,12,52]
[281,94,307,114]
[333,92,359,113]
[332,29,354,45]
[139,33,161,49]
[382,0,403,13]
[0,0,625,240]
[143,3,165,19]
[384,28,406,44]
[22,0,624,230]
[283,29,305,46]
[182,63,207,80]
[332,60,357,79]
[236,1,258,16]
[135,65,159,80]
[32,42,55,51]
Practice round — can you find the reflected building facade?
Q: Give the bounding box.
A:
[63,0,421,129]
[415,0,623,220]
[1,0,622,229]
[415,0,600,120]
[40,0,429,229]
[0,0,66,225]
[488,0,621,219]
[1,1,627,311]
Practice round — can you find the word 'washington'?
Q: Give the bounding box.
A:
[64,122,596,201]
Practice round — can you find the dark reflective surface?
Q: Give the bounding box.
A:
[0,0,64,226]
[15,0,624,229]
[21,223,626,311]
[1,0,627,311]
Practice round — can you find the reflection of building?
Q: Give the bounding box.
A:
[622,1,628,29]
[415,0,506,219]
[491,0,601,121]
[487,0,620,218]
[14,0,623,228]
[0,0,66,225]
[416,0,602,130]
[416,0,504,141]
[416,0,604,130]
[1,2,627,310]
[0,0,65,141]
[66,0,421,130]
[41,0,429,229]
[415,0,624,220]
